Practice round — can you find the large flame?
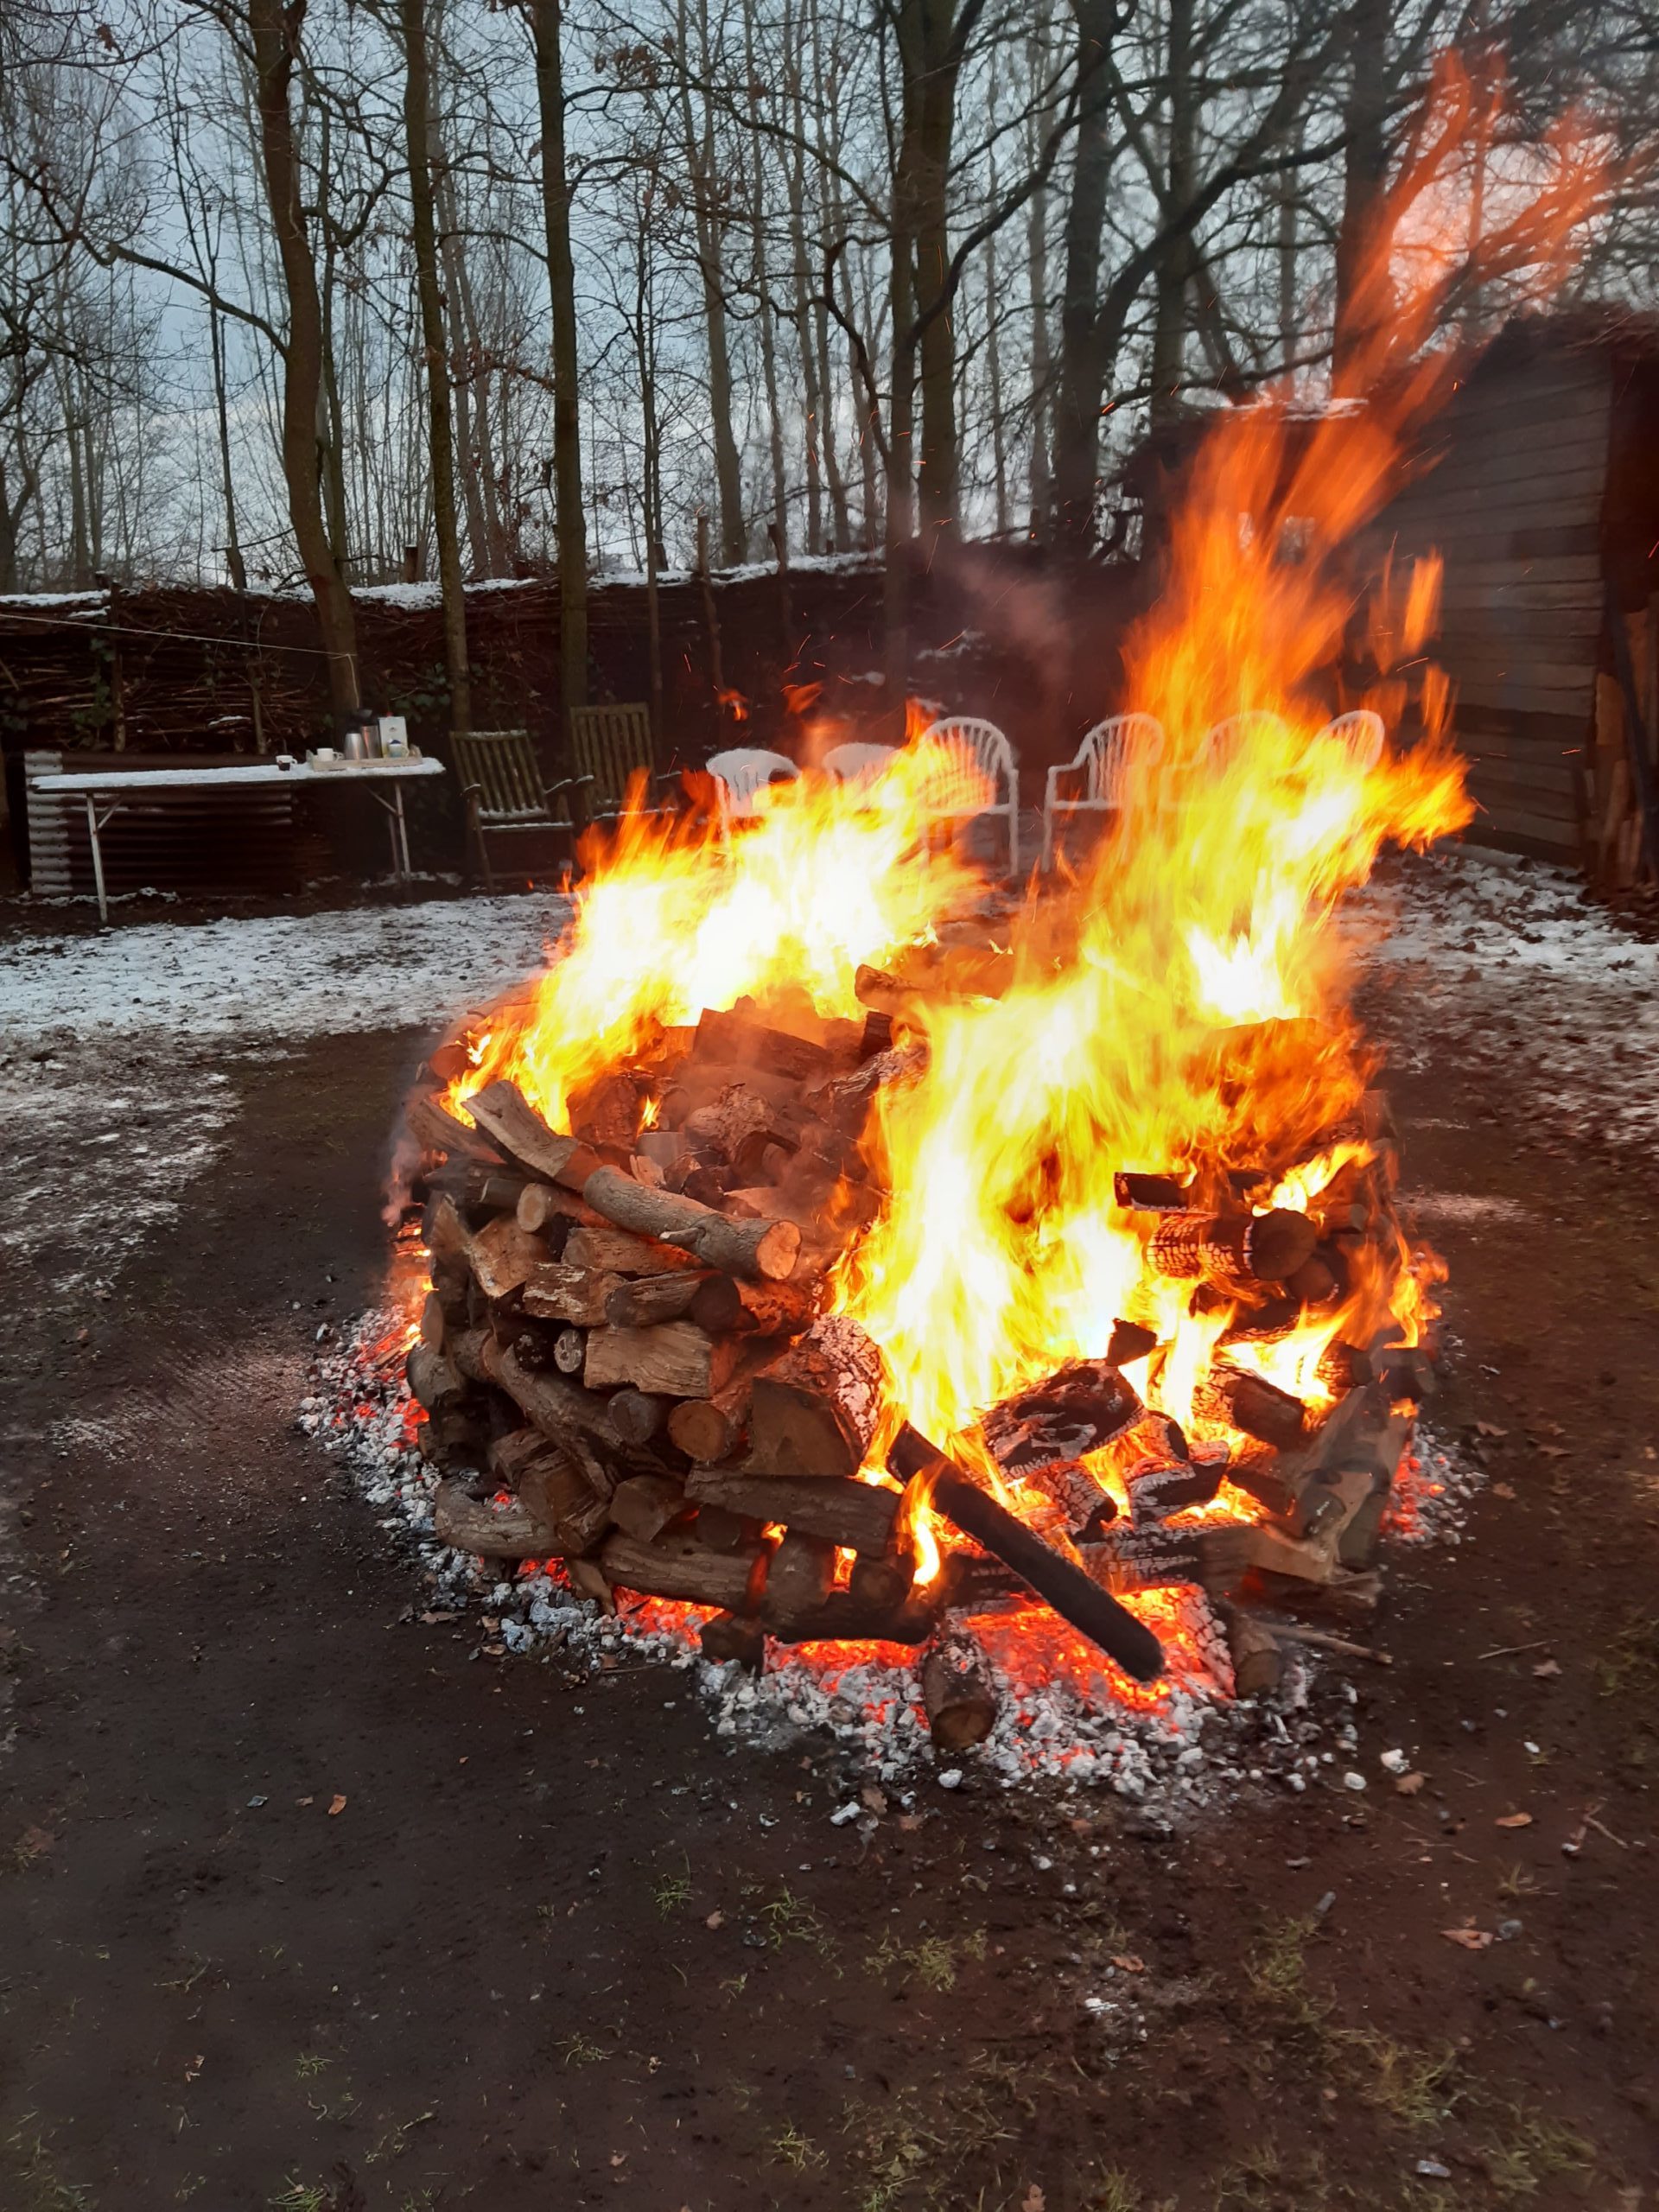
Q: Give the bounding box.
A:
[440,65,1605,1662]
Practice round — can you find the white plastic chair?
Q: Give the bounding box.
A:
[1314,708,1386,772]
[1042,712,1165,870]
[705,747,799,835]
[823,741,899,788]
[1196,709,1292,766]
[917,715,1021,878]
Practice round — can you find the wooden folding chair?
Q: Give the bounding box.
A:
[453,728,577,891]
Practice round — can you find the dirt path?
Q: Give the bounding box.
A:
[3,858,1657,2211]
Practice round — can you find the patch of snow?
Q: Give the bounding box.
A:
[0,890,572,1051]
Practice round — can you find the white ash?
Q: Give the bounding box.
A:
[1384,1425,1485,1549]
[307,1313,1395,1809]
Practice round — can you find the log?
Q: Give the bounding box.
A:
[522,1262,624,1327]
[460,1078,595,1187]
[446,1325,493,1382]
[1125,1448,1226,1527]
[608,1472,690,1542]
[922,1624,1000,1751]
[488,1427,553,1486]
[608,1386,670,1445]
[407,1092,503,1167]
[466,1215,552,1299]
[566,1557,617,1613]
[407,1342,467,1413]
[689,1272,824,1338]
[583,1320,737,1398]
[486,1340,656,1465]
[1219,1605,1284,1698]
[982,1359,1145,1478]
[605,1270,709,1328]
[691,1005,855,1082]
[566,1068,642,1148]
[1195,1368,1309,1451]
[563,1222,701,1276]
[1028,1459,1120,1539]
[433,1480,559,1560]
[1087,1522,1210,1592]
[1113,1172,1194,1211]
[846,1550,917,1611]
[766,1591,943,1644]
[762,1531,837,1622]
[582,1165,801,1281]
[685,1469,902,1554]
[516,1437,614,1554]
[551,1326,587,1376]
[1146,1207,1318,1289]
[516,1180,606,1236]
[699,1612,766,1669]
[888,1424,1165,1683]
[598,1529,761,1611]
[429,1164,532,1214]
[747,1316,887,1478]
[423,1189,469,1272]
[1106,1319,1160,1367]
[418,1292,447,1351]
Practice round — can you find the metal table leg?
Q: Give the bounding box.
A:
[393,781,413,880]
[85,793,110,925]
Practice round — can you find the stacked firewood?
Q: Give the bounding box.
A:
[404,968,1426,1738]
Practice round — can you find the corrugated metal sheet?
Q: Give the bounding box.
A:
[24,750,300,900]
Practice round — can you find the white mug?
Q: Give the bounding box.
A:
[315,747,338,762]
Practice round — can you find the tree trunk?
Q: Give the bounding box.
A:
[1147,0,1196,429]
[208,302,246,592]
[1025,130,1052,539]
[401,0,472,735]
[1051,0,1116,551]
[247,0,360,721]
[1331,0,1391,393]
[745,6,789,564]
[677,0,746,563]
[530,0,589,722]
[911,0,963,542]
[986,149,1009,537]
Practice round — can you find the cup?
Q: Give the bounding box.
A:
[275,753,295,771]
[314,747,338,763]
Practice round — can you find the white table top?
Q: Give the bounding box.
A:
[33,758,445,793]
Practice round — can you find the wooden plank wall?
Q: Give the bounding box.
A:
[1373,348,1612,861]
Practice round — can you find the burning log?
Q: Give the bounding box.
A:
[1125,1446,1227,1527]
[583,1320,738,1398]
[888,1424,1165,1684]
[1194,1368,1310,1451]
[921,1623,1000,1751]
[460,1078,601,1189]
[980,1358,1147,1478]
[685,1469,901,1554]
[747,1316,887,1478]
[581,1166,801,1281]
[1146,1207,1318,1289]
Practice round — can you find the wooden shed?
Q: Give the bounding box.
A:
[1370,311,1659,880]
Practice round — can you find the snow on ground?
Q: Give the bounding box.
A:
[1357,848,1659,1146]
[0,889,571,1052]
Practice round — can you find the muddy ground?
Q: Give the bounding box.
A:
[2,857,1657,2212]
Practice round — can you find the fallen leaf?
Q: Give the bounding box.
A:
[1021,2189,1046,2212]
[327,1793,347,1816]
[1496,1812,1533,1828]
[897,1813,924,1833]
[1109,1954,1147,1974]
[861,1783,888,1815]
[184,2055,205,2082]
[1474,1421,1508,1439]
[1491,1482,1516,1500]
[1533,1658,1561,1679]
[704,1910,724,1929]
[1535,1444,1569,1460]
[610,2152,628,2168]
[296,1796,315,1808]
[1395,1772,1427,1796]
[1441,1927,1494,1950]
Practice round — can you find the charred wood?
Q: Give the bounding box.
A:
[921,1624,1000,1751]
[699,1611,766,1669]
[1146,1207,1317,1289]
[747,1316,886,1478]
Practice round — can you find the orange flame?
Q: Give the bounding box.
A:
[429,68,1607,1681]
